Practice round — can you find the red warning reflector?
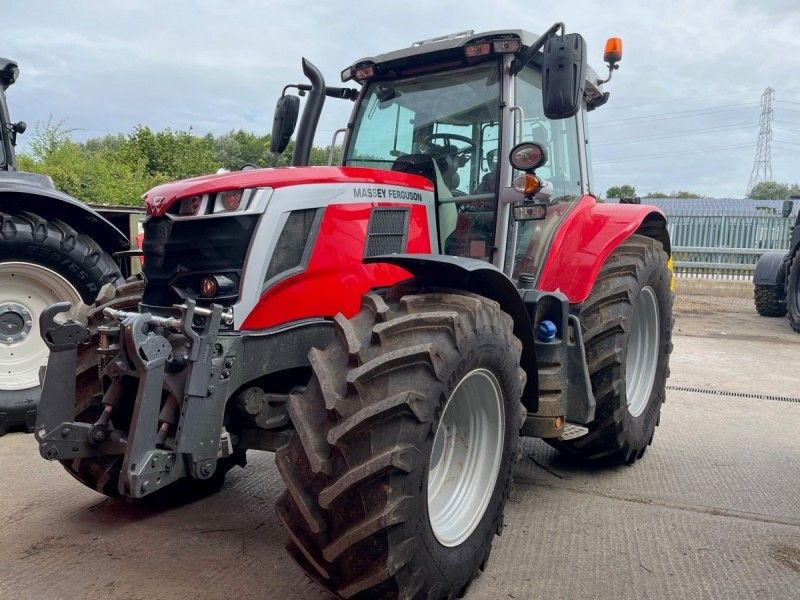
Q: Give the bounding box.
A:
[354,65,375,81]
[464,42,491,58]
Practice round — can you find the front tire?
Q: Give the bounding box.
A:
[276,291,526,599]
[550,234,673,464]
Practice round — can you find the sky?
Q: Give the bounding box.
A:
[4,0,800,198]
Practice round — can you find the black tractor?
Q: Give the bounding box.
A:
[1,58,140,435]
[753,198,800,332]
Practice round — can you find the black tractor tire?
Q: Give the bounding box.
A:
[754,284,787,317]
[275,291,526,599]
[549,234,673,464]
[0,210,124,435]
[787,253,800,333]
[61,280,245,502]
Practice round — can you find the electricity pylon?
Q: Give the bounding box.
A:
[746,87,774,196]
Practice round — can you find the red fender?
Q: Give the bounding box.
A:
[537,195,668,304]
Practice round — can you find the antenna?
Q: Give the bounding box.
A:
[746,87,774,196]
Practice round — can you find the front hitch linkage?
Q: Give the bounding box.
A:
[35,300,236,498]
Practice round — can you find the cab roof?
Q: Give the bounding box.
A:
[343,29,604,105]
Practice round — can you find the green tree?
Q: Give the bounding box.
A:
[606,184,636,198]
[16,121,346,207]
[644,191,669,199]
[213,130,271,169]
[748,181,794,199]
[128,125,222,180]
[672,190,703,199]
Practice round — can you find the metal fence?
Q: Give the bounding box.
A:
[667,214,794,279]
[606,198,797,280]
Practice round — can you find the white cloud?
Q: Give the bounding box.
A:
[4,0,799,196]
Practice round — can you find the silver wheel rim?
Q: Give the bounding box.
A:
[0,262,81,391]
[625,286,660,417]
[427,368,505,547]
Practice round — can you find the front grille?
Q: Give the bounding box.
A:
[364,208,409,257]
[142,214,259,307]
[264,209,320,284]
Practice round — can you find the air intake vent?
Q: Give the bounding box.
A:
[264,208,320,284]
[365,208,409,257]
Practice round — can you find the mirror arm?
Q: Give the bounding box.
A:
[282,84,357,101]
[282,84,309,97]
[325,87,359,101]
[511,22,564,75]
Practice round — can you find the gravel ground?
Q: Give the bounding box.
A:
[0,290,798,600]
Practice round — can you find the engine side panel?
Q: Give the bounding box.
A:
[537,195,668,304]
[239,182,435,330]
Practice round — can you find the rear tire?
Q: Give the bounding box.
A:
[754,284,787,317]
[275,291,526,599]
[787,254,800,333]
[0,210,123,434]
[549,234,673,464]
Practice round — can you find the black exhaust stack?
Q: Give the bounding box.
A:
[291,58,325,167]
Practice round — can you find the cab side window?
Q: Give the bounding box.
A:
[515,68,581,200]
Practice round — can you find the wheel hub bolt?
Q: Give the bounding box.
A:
[90,427,107,444]
[0,303,33,344]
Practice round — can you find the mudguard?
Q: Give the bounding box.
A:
[0,174,129,253]
[364,253,538,408]
[537,195,670,304]
[754,251,789,286]
[0,388,37,435]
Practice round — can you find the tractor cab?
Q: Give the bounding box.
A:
[276,26,617,284]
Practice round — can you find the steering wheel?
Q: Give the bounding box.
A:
[425,133,476,158]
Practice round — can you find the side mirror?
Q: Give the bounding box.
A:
[10,121,26,146]
[541,33,587,120]
[270,95,300,154]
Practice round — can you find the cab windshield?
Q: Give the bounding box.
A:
[345,63,501,259]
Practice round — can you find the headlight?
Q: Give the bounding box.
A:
[172,188,260,217]
[212,189,254,213]
[509,142,547,172]
[178,196,203,216]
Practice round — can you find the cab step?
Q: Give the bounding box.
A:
[559,422,589,441]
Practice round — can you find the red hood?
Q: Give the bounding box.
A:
[143,166,434,216]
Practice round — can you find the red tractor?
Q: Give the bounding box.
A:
[34,25,673,599]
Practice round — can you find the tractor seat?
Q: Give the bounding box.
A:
[391,154,458,249]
